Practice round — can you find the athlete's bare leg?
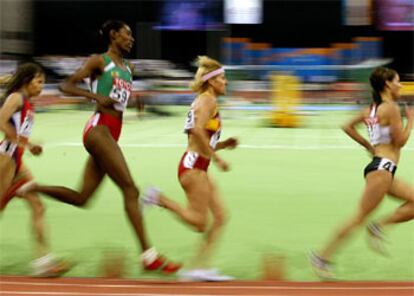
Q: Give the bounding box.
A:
[34,156,105,206]
[377,178,414,227]
[190,176,227,268]
[12,166,48,258]
[156,170,210,232]
[83,126,150,252]
[319,170,392,260]
[23,192,48,257]
[0,155,16,202]
[153,171,228,268]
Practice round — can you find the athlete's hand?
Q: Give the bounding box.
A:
[224,137,238,149]
[94,94,115,107]
[404,104,414,122]
[102,96,116,107]
[29,144,43,156]
[366,146,375,157]
[213,156,230,172]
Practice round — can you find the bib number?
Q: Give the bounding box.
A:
[20,113,34,138]
[183,151,198,169]
[367,122,380,144]
[109,86,130,105]
[184,110,195,130]
[209,130,221,149]
[379,158,395,172]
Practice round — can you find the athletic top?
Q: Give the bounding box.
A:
[90,54,133,112]
[184,101,222,149]
[0,95,34,158]
[365,104,391,145]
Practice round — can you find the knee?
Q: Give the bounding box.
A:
[213,210,228,228]
[194,220,208,233]
[404,202,414,217]
[123,185,139,206]
[75,194,91,207]
[191,213,208,233]
[76,199,88,207]
[122,181,139,196]
[32,200,45,217]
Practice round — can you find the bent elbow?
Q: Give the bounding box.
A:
[394,138,406,148]
[58,83,66,93]
[391,131,408,148]
[58,81,71,94]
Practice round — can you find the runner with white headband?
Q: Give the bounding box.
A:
[142,56,238,281]
[201,67,225,82]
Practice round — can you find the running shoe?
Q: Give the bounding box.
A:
[309,251,336,281]
[367,222,389,256]
[31,254,72,278]
[178,268,235,282]
[140,187,161,213]
[141,247,181,274]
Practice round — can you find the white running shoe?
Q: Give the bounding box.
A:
[178,268,234,282]
[140,187,161,212]
[309,251,335,281]
[367,222,389,257]
[31,253,72,278]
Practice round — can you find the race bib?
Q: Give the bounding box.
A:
[109,77,132,110]
[184,110,195,131]
[365,117,380,144]
[368,124,380,143]
[0,141,17,156]
[209,130,221,149]
[19,111,34,138]
[183,151,198,169]
[379,158,396,173]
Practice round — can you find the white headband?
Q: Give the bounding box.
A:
[201,68,225,82]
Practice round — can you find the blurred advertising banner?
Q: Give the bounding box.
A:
[0,0,33,55]
[343,0,373,26]
[376,0,414,31]
[224,0,263,24]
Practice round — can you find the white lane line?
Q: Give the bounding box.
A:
[45,142,414,151]
[1,281,413,290]
[45,143,185,148]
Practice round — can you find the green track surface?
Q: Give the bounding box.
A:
[0,106,413,281]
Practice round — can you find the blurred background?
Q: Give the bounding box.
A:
[0,0,413,116]
[0,0,413,281]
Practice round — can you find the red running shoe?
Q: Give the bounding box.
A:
[141,248,181,274]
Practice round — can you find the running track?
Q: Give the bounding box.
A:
[0,276,413,296]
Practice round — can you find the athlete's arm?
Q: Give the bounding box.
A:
[388,103,413,147]
[0,93,42,153]
[127,61,139,102]
[342,108,374,154]
[215,137,238,151]
[128,61,135,74]
[191,95,216,157]
[59,55,114,107]
[0,93,22,145]
[191,95,228,170]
